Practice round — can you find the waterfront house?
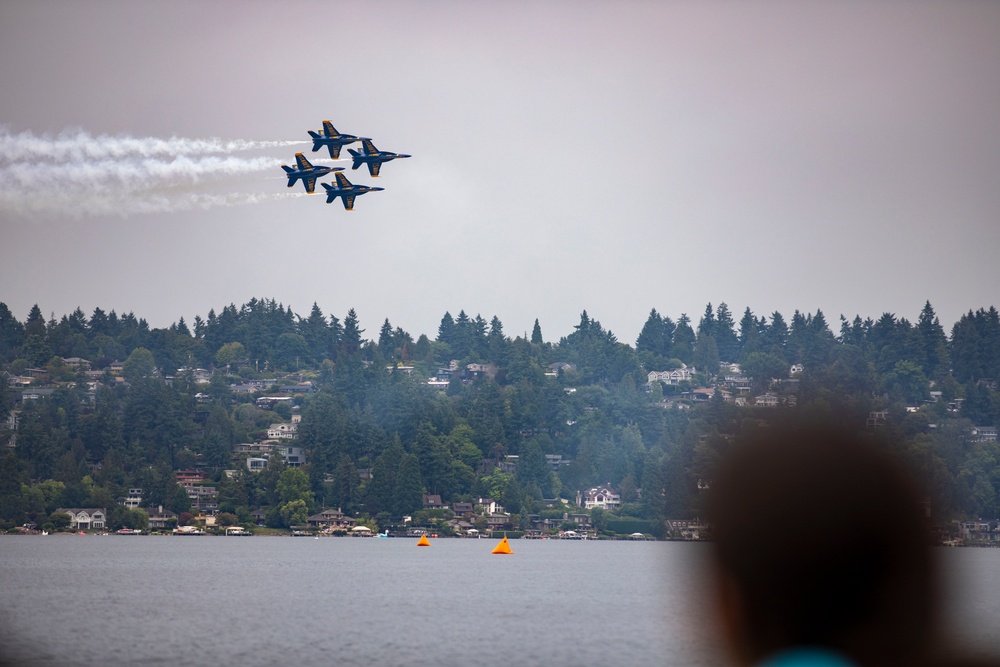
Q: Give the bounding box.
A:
[145,506,178,530]
[307,508,356,530]
[55,508,107,530]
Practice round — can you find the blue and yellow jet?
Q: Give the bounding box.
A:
[281,152,342,194]
[347,139,411,177]
[321,172,384,211]
[308,121,363,160]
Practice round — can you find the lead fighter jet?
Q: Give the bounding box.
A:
[321,172,384,210]
[281,152,343,194]
[347,139,411,177]
[308,121,363,160]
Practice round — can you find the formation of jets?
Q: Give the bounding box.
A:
[281,120,409,210]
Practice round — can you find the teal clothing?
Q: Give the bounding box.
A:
[758,648,858,667]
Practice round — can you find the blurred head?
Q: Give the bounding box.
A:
[706,420,938,666]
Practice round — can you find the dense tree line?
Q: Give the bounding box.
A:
[1,299,999,533]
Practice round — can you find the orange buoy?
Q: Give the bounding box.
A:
[491,535,513,555]
[416,534,431,547]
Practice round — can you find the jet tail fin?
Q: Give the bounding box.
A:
[281,165,294,173]
[347,148,363,170]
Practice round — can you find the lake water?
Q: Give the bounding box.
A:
[0,537,997,667]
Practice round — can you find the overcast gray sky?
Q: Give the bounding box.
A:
[1,1,997,343]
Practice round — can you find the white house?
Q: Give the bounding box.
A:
[55,508,107,530]
[123,488,143,509]
[972,426,998,443]
[247,457,268,472]
[267,423,297,439]
[647,365,696,386]
[580,485,621,511]
[755,393,780,407]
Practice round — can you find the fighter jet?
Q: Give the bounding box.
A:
[347,139,411,177]
[308,121,363,160]
[321,172,384,210]
[281,152,343,194]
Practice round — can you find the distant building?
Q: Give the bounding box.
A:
[422,494,445,509]
[580,484,621,511]
[278,445,306,467]
[647,365,695,386]
[55,508,107,530]
[972,426,998,443]
[267,422,297,439]
[247,457,268,472]
[123,488,143,509]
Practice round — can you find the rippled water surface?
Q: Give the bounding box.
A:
[0,537,996,666]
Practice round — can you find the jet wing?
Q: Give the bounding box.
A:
[334,172,350,188]
[343,196,356,211]
[361,139,377,154]
[295,153,311,170]
[304,177,317,194]
[368,162,381,178]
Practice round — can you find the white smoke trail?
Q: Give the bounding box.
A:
[0,188,311,218]
[0,127,307,164]
[0,127,330,217]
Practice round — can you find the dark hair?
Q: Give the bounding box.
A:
[706,420,938,665]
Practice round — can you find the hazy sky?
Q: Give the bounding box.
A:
[1,1,998,343]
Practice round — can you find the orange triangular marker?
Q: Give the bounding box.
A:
[491,535,513,555]
[416,534,431,547]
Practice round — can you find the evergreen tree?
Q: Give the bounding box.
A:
[673,314,696,364]
[917,301,950,379]
[697,303,716,340]
[340,308,364,355]
[738,307,762,361]
[714,303,739,362]
[531,319,544,345]
[393,453,424,518]
[437,311,456,345]
[378,318,394,357]
[636,309,666,363]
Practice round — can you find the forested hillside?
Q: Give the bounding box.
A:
[1,299,999,534]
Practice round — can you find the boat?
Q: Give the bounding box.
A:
[491,535,513,555]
